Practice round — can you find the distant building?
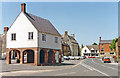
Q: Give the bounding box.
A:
[81,45,99,58]
[62,43,70,56]
[61,31,79,56]
[0,34,2,59]
[0,27,9,59]
[99,37,115,58]
[115,37,120,62]
[6,3,62,66]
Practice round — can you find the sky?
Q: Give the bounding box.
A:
[1,2,118,46]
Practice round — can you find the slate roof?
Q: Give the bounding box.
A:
[68,35,75,40]
[86,45,99,50]
[100,40,112,44]
[24,12,61,36]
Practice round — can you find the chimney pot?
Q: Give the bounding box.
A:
[4,27,9,31]
[21,3,26,13]
[99,36,101,41]
[71,34,75,38]
[65,31,68,36]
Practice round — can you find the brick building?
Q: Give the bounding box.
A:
[99,37,115,58]
[6,3,62,66]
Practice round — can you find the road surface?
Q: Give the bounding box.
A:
[2,58,119,77]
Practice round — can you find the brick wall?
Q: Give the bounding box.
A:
[6,47,62,66]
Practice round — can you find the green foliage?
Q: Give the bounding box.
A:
[109,38,117,49]
[92,43,97,45]
[79,47,81,55]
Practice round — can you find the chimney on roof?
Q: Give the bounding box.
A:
[21,3,26,13]
[99,36,101,42]
[71,34,75,38]
[65,31,68,36]
[81,44,84,48]
[4,27,9,34]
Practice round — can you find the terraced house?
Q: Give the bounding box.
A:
[6,3,62,66]
[99,37,115,58]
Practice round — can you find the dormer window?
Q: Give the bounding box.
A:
[11,33,16,40]
[28,32,33,40]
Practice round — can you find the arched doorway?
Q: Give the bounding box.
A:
[48,50,55,63]
[23,49,34,63]
[40,50,45,64]
[9,50,20,64]
[55,51,59,63]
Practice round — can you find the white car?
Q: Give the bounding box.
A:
[74,56,80,60]
[69,56,75,60]
[63,56,70,60]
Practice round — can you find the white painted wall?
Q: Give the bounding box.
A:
[81,46,99,57]
[81,46,90,56]
[7,12,38,48]
[38,33,61,50]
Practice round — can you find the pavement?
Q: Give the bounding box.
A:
[1,58,119,77]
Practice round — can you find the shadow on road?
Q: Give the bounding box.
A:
[44,63,75,66]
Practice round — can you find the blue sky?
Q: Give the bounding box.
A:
[1,2,118,46]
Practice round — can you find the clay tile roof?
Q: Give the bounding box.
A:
[24,12,61,36]
[100,40,112,44]
[86,45,99,50]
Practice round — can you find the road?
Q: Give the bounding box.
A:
[2,58,119,77]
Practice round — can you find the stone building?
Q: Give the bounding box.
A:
[61,31,79,56]
[0,27,8,59]
[99,37,115,58]
[115,37,120,62]
[6,3,62,66]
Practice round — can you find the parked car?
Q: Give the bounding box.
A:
[74,56,80,60]
[80,56,86,59]
[104,57,111,63]
[63,56,70,60]
[69,56,75,60]
[88,56,96,58]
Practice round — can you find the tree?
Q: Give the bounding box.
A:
[79,47,81,56]
[109,38,117,49]
[92,43,97,45]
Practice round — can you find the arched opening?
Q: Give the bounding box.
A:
[48,50,55,63]
[55,51,59,63]
[40,50,45,64]
[9,50,20,64]
[23,49,34,63]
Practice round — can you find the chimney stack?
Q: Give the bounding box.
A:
[99,36,101,42]
[71,34,75,38]
[65,31,68,36]
[4,27,9,34]
[21,3,26,13]
[81,44,84,48]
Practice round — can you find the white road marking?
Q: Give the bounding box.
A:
[54,72,76,76]
[92,59,119,71]
[81,59,110,77]
[72,60,84,68]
